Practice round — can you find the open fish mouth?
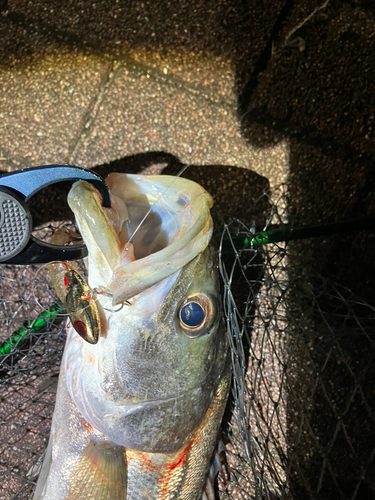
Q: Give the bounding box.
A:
[67,172,214,304]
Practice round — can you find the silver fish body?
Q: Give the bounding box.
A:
[34,173,230,499]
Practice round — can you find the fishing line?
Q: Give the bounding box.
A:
[127,163,190,245]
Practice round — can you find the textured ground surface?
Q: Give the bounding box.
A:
[0,0,374,499]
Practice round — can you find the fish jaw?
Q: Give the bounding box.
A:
[67,180,122,290]
[67,174,214,303]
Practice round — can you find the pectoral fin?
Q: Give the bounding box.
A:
[68,440,127,500]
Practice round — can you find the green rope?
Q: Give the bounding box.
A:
[0,302,65,356]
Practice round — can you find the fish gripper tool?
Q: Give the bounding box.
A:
[0,165,111,265]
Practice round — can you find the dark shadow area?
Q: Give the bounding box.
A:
[0,0,284,71]
[284,257,375,500]
[232,2,375,498]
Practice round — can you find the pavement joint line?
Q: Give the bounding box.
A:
[113,55,237,114]
[68,56,242,168]
[68,58,121,165]
[284,0,330,48]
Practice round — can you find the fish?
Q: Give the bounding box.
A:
[33,172,231,500]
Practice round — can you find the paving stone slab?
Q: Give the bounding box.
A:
[119,49,236,107]
[9,0,283,64]
[4,0,287,113]
[0,52,112,171]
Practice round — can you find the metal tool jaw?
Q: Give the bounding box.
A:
[0,165,111,265]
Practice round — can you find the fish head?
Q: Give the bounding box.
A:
[60,173,228,453]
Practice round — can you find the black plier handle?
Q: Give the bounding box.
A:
[0,165,111,265]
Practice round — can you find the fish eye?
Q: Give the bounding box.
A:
[180,302,205,327]
[178,293,215,338]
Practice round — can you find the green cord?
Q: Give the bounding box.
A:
[0,302,65,356]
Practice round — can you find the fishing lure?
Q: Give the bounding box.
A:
[61,264,101,344]
[56,265,126,345]
[42,223,107,345]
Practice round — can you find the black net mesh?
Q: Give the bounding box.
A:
[0,262,65,500]
[217,185,375,500]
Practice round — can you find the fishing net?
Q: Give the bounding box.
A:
[1,179,375,500]
[216,184,375,500]
[0,221,83,500]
